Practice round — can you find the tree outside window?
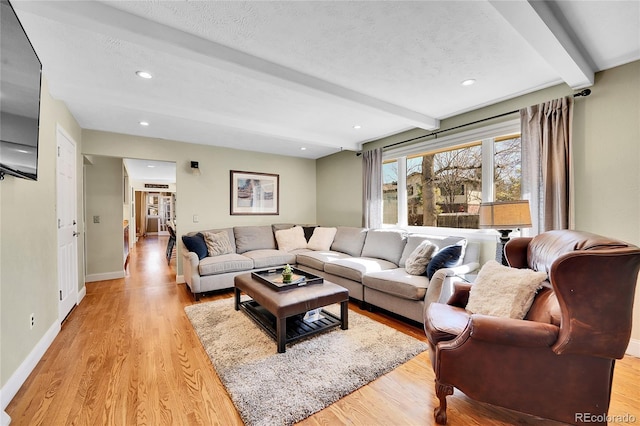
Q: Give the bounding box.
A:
[382,161,398,225]
[382,132,522,229]
[494,136,522,201]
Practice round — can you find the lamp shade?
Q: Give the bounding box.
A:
[479,200,532,229]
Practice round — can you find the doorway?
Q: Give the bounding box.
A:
[122,158,177,270]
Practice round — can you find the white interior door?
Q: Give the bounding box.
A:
[57,126,78,322]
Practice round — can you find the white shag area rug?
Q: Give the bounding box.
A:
[185,297,428,426]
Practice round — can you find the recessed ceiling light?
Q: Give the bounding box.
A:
[461,79,476,86]
[136,71,153,79]
[147,165,155,168]
[300,147,307,151]
[353,125,362,130]
[139,121,149,126]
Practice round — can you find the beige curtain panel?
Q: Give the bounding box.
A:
[362,148,383,229]
[521,96,574,234]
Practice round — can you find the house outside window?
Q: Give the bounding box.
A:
[382,120,521,230]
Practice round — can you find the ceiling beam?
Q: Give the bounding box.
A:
[15,1,439,131]
[489,0,594,89]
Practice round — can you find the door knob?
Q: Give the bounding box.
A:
[73,232,80,237]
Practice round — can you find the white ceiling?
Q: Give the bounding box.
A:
[11,0,640,167]
[123,158,176,184]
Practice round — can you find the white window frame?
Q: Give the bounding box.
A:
[382,119,520,239]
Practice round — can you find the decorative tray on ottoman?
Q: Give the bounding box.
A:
[252,267,324,291]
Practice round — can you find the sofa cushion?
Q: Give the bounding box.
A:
[198,253,254,276]
[425,240,467,279]
[331,227,368,257]
[182,233,208,260]
[361,229,408,265]
[272,223,295,232]
[194,228,237,253]
[466,260,547,319]
[242,249,296,269]
[302,226,317,241]
[363,268,430,300]
[203,230,234,256]
[275,226,307,252]
[234,226,276,253]
[400,234,436,267]
[436,236,466,250]
[404,240,437,275]
[307,227,337,251]
[295,250,352,271]
[324,257,397,283]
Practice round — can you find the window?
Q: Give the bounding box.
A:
[382,161,398,225]
[382,121,521,230]
[494,135,522,201]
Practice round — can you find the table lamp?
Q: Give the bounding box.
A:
[479,200,532,265]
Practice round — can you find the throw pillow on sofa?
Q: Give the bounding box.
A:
[182,233,208,260]
[405,240,437,275]
[425,240,467,279]
[466,260,547,319]
[275,226,308,252]
[307,227,337,251]
[203,231,234,256]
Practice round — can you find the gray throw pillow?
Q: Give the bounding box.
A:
[405,240,437,275]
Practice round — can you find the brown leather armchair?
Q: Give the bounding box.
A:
[423,230,640,425]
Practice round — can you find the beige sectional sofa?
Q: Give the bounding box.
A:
[181,224,480,323]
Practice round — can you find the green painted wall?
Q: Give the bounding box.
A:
[316,150,362,227]
[1,77,83,387]
[84,156,124,278]
[81,130,317,278]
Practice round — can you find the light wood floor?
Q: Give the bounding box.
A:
[6,236,640,425]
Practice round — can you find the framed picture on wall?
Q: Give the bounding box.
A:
[230,170,279,215]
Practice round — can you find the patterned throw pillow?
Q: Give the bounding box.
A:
[203,231,234,257]
[405,240,437,275]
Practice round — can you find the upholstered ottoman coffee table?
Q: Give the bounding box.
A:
[234,272,349,353]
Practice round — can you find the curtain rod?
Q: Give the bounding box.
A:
[382,88,591,151]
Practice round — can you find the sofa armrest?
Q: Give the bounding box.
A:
[424,260,478,305]
[182,248,201,292]
[465,314,559,348]
[439,262,480,278]
[446,281,472,308]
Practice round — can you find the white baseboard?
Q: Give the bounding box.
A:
[1,320,60,412]
[626,338,640,358]
[85,271,125,282]
[2,410,10,426]
[176,274,185,284]
[77,284,86,303]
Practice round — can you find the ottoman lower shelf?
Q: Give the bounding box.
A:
[239,299,342,347]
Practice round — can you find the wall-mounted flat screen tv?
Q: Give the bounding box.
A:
[0,0,42,181]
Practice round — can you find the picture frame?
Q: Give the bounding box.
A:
[230,170,279,215]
